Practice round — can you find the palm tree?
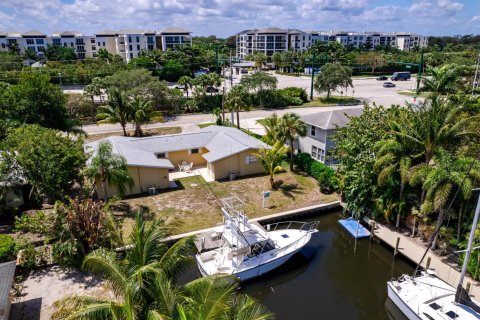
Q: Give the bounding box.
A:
[374,139,412,228]
[178,76,193,99]
[52,214,273,320]
[97,89,131,136]
[225,85,249,129]
[208,73,221,96]
[256,113,282,145]
[129,96,163,137]
[419,64,463,96]
[255,142,288,189]
[85,141,133,201]
[278,113,307,171]
[246,52,267,71]
[410,150,480,248]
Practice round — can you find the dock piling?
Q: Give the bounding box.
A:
[394,237,400,256]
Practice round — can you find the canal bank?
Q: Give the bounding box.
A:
[365,218,480,299]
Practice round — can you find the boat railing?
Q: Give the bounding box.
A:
[266,220,319,233]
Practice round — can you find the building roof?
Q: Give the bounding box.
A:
[21,30,46,37]
[256,27,288,34]
[159,27,191,34]
[301,107,364,130]
[95,30,117,36]
[85,126,267,168]
[0,261,16,317]
[51,31,83,37]
[117,29,155,35]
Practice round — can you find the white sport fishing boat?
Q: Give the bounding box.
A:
[387,190,480,320]
[195,197,319,281]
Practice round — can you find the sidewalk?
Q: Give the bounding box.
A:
[366,218,480,299]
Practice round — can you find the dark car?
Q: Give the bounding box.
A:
[206,86,219,93]
[376,76,388,81]
[383,82,396,88]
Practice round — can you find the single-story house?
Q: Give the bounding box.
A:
[85,126,268,199]
[0,261,16,320]
[298,107,364,165]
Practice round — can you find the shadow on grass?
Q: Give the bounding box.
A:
[275,181,304,200]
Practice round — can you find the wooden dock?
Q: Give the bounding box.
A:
[365,218,480,299]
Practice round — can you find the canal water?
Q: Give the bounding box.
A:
[187,210,415,319]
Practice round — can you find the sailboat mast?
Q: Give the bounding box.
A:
[456,190,480,302]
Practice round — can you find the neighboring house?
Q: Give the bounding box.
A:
[298,107,364,165]
[85,126,268,199]
[0,261,16,320]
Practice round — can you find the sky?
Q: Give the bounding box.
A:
[0,0,479,38]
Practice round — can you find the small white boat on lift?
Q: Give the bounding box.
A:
[195,197,319,281]
[387,190,480,320]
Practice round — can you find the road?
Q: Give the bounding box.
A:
[82,76,417,135]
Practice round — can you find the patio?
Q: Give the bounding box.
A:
[169,166,214,182]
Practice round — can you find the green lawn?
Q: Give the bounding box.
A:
[86,127,182,142]
[297,96,359,107]
[397,90,430,98]
[198,122,215,128]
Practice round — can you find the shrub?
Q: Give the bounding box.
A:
[279,87,308,102]
[15,211,56,235]
[255,90,289,108]
[295,152,338,193]
[0,234,16,262]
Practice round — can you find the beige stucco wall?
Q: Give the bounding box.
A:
[96,166,169,199]
[210,149,264,180]
[166,148,208,169]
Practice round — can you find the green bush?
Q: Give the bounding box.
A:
[295,152,338,193]
[15,211,55,235]
[279,87,309,102]
[0,234,16,262]
[255,90,289,108]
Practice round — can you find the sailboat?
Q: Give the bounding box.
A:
[195,196,319,281]
[387,190,480,320]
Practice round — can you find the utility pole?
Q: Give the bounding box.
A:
[229,49,233,88]
[415,48,424,95]
[310,52,316,101]
[215,45,219,75]
[58,73,63,87]
[472,52,480,96]
[221,86,225,124]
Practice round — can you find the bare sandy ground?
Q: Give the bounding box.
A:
[10,266,113,320]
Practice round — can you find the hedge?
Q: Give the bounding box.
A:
[296,152,338,193]
[0,234,15,262]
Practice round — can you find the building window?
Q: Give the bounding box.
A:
[155,152,168,159]
[147,44,154,50]
[103,42,105,46]
[136,36,139,42]
[37,46,44,52]
[36,39,44,44]
[190,148,199,154]
[7,39,17,44]
[98,42,101,46]
[91,38,95,43]
[52,39,61,45]
[26,39,34,45]
[137,44,140,50]
[93,52,97,57]
[129,53,133,59]
[245,155,258,164]
[310,125,316,136]
[92,45,96,51]
[312,146,318,159]
[78,53,85,59]
[128,36,132,43]
[129,44,132,51]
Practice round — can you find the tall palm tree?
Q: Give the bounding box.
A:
[279,113,307,171]
[178,76,193,99]
[410,150,480,248]
[225,85,249,129]
[85,141,133,201]
[52,214,273,320]
[255,142,288,189]
[129,96,163,137]
[374,138,412,228]
[419,64,463,96]
[97,89,131,136]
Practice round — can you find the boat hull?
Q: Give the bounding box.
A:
[387,282,422,320]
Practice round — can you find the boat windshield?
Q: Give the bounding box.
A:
[247,240,275,258]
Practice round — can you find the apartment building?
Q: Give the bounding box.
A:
[156,27,192,51]
[0,27,192,62]
[236,28,428,58]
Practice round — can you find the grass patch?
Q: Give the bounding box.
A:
[240,128,263,140]
[397,90,430,98]
[118,171,339,237]
[198,122,215,129]
[86,127,182,142]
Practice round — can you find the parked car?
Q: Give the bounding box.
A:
[174,84,186,90]
[241,68,248,74]
[383,82,396,88]
[206,86,219,93]
[391,72,411,81]
[376,76,388,81]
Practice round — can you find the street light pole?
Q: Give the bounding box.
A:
[416,48,424,95]
[310,52,316,101]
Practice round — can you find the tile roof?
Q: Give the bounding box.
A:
[301,107,364,130]
[85,126,268,167]
[159,27,191,34]
[0,261,16,317]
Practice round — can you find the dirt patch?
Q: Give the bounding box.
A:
[120,171,339,236]
[10,266,114,320]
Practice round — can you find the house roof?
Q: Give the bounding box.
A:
[51,31,83,37]
[117,29,155,35]
[256,27,288,34]
[301,107,364,130]
[21,30,46,37]
[85,126,268,168]
[0,261,16,317]
[159,27,191,34]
